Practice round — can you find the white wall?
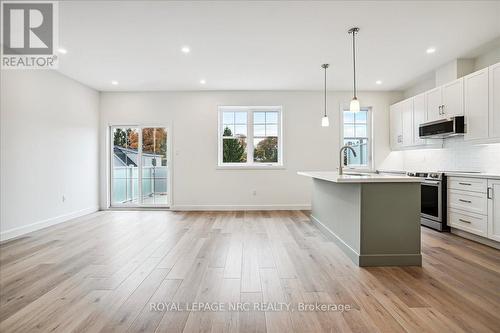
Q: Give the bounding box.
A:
[403,73,435,99]
[403,44,500,98]
[0,70,100,240]
[100,91,402,210]
[475,45,500,71]
[435,59,474,86]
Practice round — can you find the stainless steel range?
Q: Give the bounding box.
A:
[407,172,449,231]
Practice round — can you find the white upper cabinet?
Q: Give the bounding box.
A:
[426,87,442,122]
[389,62,500,151]
[390,98,416,149]
[441,78,464,118]
[413,93,427,145]
[464,67,489,141]
[390,103,403,149]
[426,78,464,122]
[401,98,414,147]
[490,62,500,139]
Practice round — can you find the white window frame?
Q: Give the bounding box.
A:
[218,106,283,169]
[339,106,374,172]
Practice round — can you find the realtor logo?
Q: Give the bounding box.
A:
[1,1,58,68]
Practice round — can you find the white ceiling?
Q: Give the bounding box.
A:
[57,1,500,92]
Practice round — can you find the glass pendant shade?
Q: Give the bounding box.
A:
[350,97,360,113]
[321,115,330,127]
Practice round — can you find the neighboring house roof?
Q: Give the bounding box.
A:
[113,146,162,167]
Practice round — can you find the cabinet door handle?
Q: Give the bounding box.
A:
[438,105,442,115]
[459,182,471,186]
[488,187,493,199]
[459,199,472,203]
[441,105,445,114]
[458,218,472,224]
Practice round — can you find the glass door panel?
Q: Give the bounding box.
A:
[111,127,140,206]
[141,127,168,205]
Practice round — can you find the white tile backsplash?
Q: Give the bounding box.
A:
[379,141,500,173]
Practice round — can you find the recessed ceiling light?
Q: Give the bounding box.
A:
[376,80,382,85]
[426,47,436,54]
[181,46,190,53]
[199,79,206,85]
[57,47,67,54]
[111,80,119,85]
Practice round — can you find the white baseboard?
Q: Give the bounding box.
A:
[171,204,311,211]
[0,206,99,242]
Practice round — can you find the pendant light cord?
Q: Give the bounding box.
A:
[324,65,327,117]
[352,30,357,99]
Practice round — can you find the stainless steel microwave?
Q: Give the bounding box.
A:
[419,116,465,139]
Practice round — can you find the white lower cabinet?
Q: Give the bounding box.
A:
[488,180,500,242]
[447,176,500,243]
[448,189,487,215]
[448,209,488,237]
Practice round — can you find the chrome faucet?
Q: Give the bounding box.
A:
[339,145,357,175]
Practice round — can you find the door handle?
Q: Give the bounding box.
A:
[458,218,472,224]
[488,187,493,199]
[459,199,472,203]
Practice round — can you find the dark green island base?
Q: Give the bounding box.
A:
[309,177,422,267]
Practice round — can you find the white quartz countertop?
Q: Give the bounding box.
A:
[297,171,422,183]
[445,172,500,180]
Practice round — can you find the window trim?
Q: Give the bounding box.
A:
[218,106,283,169]
[339,106,374,172]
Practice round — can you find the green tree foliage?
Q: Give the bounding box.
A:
[142,128,168,166]
[113,128,138,149]
[113,128,127,147]
[223,127,247,163]
[254,137,278,162]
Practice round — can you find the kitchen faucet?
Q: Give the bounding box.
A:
[339,145,357,175]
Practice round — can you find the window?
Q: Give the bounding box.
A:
[218,106,282,167]
[341,107,372,169]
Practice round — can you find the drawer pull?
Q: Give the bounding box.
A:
[458,199,472,203]
[458,218,472,224]
[459,182,472,186]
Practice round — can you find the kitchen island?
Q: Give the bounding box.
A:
[298,171,422,266]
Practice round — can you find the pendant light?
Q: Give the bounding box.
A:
[348,27,360,112]
[321,63,330,127]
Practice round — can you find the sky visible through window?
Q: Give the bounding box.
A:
[343,110,369,166]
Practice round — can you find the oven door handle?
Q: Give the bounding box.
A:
[422,181,440,186]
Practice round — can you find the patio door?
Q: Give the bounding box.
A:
[110,126,170,207]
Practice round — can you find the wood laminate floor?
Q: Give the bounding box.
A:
[0,210,499,333]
